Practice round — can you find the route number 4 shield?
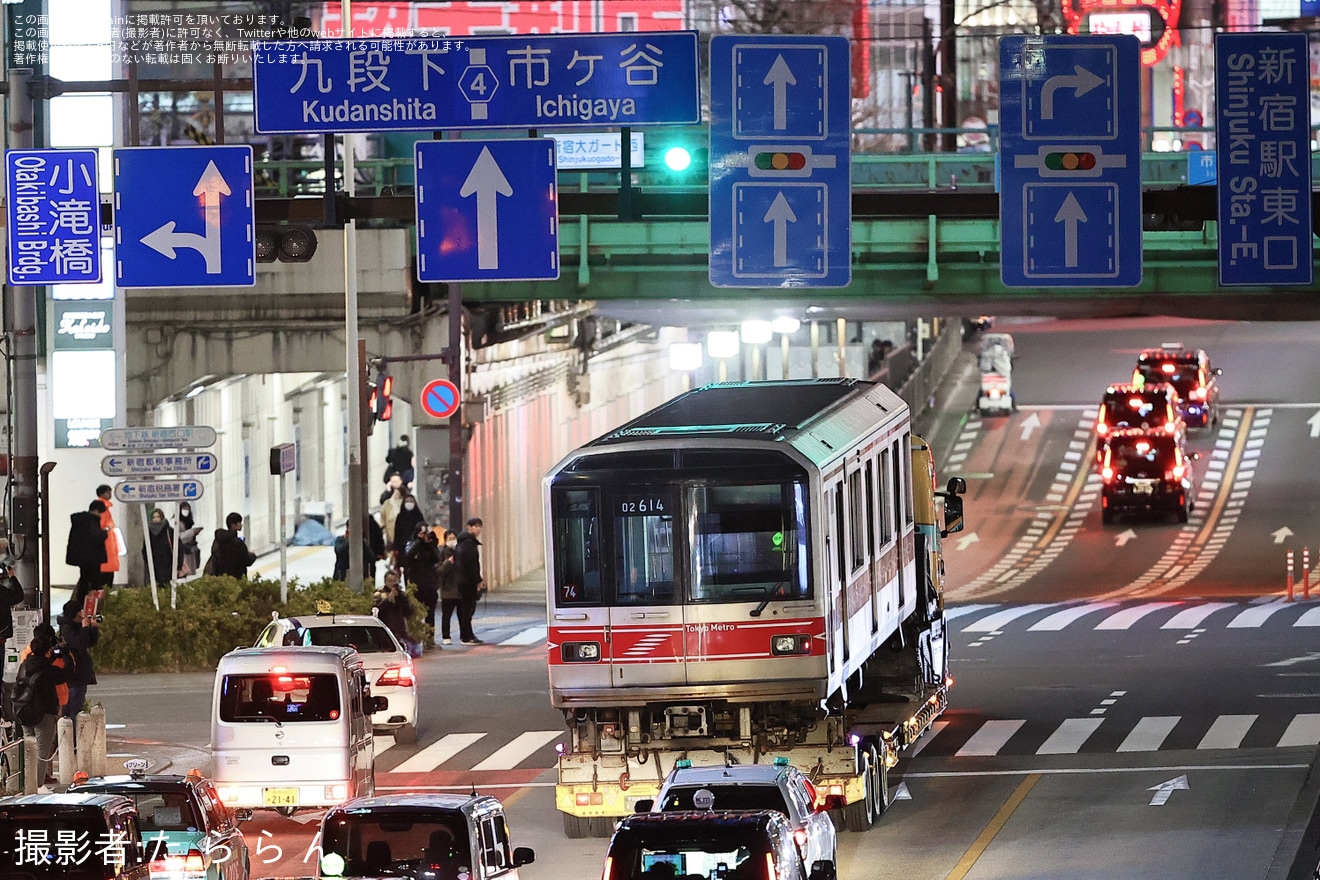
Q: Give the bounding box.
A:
[113,145,256,288]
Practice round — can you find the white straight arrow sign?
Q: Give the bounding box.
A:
[764,192,797,267]
[1054,192,1087,268]
[763,54,796,130]
[1147,775,1188,806]
[460,146,513,270]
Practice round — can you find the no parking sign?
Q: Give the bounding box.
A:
[420,379,461,420]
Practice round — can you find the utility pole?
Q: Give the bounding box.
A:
[6,69,40,607]
[940,0,959,153]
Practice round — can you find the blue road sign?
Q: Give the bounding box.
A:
[114,479,205,503]
[101,453,217,477]
[252,33,700,134]
[415,139,559,283]
[420,378,460,420]
[5,149,101,286]
[999,35,1142,287]
[1215,33,1313,287]
[1189,151,1217,186]
[709,35,851,288]
[113,146,255,288]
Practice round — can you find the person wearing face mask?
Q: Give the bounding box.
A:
[141,508,174,587]
[205,512,257,579]
[403,523,441,639]
[436,530,462,645]
[176,502,203,576]
[392,494,425,565]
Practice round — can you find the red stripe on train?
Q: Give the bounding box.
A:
[548,618,826,665]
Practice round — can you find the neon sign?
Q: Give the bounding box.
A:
[1062,0,1183,66]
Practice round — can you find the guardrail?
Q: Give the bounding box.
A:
[0,730,24,794]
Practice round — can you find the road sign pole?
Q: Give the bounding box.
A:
[279,470,288,604]
[140,504,159,611]
[6,69,41,610]
[448,282,465,534]
[346,238,366,593]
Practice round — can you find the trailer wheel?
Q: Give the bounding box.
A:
[870,745,890,816]
[562,813,590,839]
[843,752,876,832]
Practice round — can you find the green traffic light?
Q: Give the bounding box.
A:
[664,146,693,172]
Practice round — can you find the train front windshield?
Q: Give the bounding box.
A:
[551,469,810,608]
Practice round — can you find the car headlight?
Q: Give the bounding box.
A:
[771,634,811,656]
[561,642,602,662]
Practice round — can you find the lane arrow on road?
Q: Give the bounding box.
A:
[1041,65,1105,119]
[1054,192,1087,268]
[1272,526,1294,544]
[763,54,797,131]
[1264,651,1320,668]
[763,192,797,268]
[1115,529,1138,547]
[891,782,912,801]
[460,146,513,270]
[1147,775,1188,806]
[1308,409,1320,438]
[957,532,980,551]
[140,160,230,274]
[1019,411,1042,441]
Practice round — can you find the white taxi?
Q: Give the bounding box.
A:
[254,610,419,743]
[635,758,837,869]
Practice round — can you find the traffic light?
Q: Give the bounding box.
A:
[255,224,318,262]
[1044,151,1096,172]
[368,368,393,421]
[652,131,707,181]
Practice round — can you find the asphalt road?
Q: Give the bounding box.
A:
[89,317,1320,880]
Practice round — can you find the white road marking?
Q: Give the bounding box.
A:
[388,732,487,774]
[1036,718,1104,755]
[1277,714,1320,748]
[1117,716,1181,752]
[956,720,1025,757]
[470,730,562,772]
[1197,715,1258,750]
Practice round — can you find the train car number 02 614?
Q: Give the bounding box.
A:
[619,497,666,513]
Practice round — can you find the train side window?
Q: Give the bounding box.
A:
[891,441,904,536]
[691,482,809,603]
[551,488,602,605]
[902,432,915,526]
[614,492,676,604]
[848,469,866,572]
[879,447,893,544]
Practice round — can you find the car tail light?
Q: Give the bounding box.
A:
[1169,464,1186,481]
[1096,421,1109,436]
[1161,363,1176,375]
[793,828,808,848]
[325,783,348,800]
[576,791,605,806]
[376,665,415,687]
[216,786,239,803]
[1101,466,1115,482]
[1190,386,1207,401]
[1164,422,1176,434]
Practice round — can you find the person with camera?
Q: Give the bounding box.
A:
[57,599,99,721]
[12,626,70,788]
[372,569,416,652]
[0,559,25,683]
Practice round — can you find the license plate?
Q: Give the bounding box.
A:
[1132,481,1156,495]
[263,788,298,807]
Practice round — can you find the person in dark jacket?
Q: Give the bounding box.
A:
[0,560,25,682]
[453,518,486,645]
[366,515,386,579]
[66,500,109,604]
[15,630,69,787]
[436,530,462,645]
[207,512,257,579]
[141,508,175,587]
[372,569,414,645]
[392,495,426,562]
[57,599,99,721]
[385,435,414,486]
[403,524,441,632]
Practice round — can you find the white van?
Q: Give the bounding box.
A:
[211,646,385,815]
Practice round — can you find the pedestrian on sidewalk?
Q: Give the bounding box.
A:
[57,599,99,720]
[454,518,487,645]
[66,501,108,604]
[12,628,69,789]
[0,560,25,683]
[373,569,415,652]
[141,508,175,587]
[177,502,203,577]
[403,523,441,636]
[392,494,425,564]
[206,513,257,579]
[94,485,121,590]
[436,530,461,645]
[386,435,415,487]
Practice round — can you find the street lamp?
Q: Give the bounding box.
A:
[772,317,801,379]
[741,321,773,380]
[707,330,739,382]
[668,342,703,389]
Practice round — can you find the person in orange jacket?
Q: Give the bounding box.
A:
[94,485,119,588]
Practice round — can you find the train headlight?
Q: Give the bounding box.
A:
[562,642,602,662]
[771,634,811,656]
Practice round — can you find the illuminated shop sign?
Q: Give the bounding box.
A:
[1064,0,1183,66]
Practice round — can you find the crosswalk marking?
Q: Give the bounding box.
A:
[1036,718,1103,754]
[1294,607,1320,627]
[963,604,1062,633]
[905,721,949,757]
[1028,602,1118,631]
[1116,716,1180,752]
[1162,602,1235,629]
[470,730,562,771]
[1094,602,1180,630]
[373,737,395,758]
[1197,714,1257,749]
[389,732,487,774]
[1277,714,1320,748]
[956,720,1024,756]
[1227,603,1286,628]
[501,626,549,646]
[945,604,1000,622]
